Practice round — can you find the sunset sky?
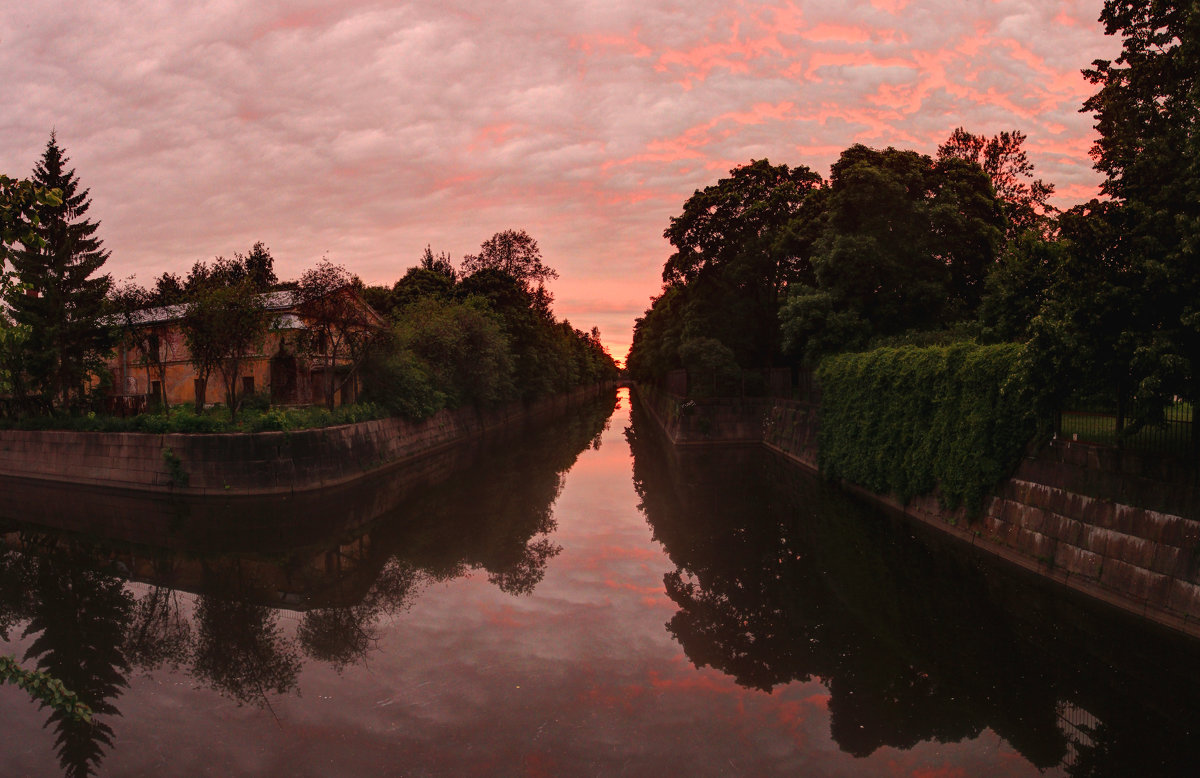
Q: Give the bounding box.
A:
[0,1,1119,362]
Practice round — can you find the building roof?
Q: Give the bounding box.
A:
[116,290,302,326]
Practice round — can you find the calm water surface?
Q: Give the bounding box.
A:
[2,388,1200,776]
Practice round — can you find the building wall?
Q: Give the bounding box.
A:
[110,328,330,407]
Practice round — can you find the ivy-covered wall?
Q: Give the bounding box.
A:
[816,342,1040,512]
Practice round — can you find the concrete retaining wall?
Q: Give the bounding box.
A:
[637,384,1200,638]
[0,384,612,497]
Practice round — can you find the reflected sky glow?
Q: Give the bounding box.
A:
[0,389,1065,775]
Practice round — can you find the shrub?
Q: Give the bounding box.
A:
[816,341,1044,513]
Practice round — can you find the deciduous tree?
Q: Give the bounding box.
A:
[181,281,268,418]
[297,260,381,410]
[460,229,558,289]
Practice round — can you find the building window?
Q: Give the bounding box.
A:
[243,376,255,396]
[150,380,162,402]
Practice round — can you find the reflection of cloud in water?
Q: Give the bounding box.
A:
[0,391,619,773]
[625,391,1200,776]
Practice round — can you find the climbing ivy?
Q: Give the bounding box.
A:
[816,342,1042,513]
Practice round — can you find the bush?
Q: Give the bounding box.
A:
[816,341,1044,513]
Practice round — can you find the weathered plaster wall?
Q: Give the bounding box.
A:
[636,384,1200,638]
[0,384,612,498]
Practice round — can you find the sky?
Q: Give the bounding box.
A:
[0,0,1120,362]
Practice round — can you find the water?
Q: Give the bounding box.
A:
[2,388,1199,776]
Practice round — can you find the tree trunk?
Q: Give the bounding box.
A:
[194,375,206,414]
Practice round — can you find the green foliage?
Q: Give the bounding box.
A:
[392,297,516,408]
[817,342,1041,513]
[161,446,189,487]
[0,654,93,723]
[6,134,114,412]
[661,159,824,367]
[676,337,740,397]
[0,402,387,434]
[180,280,269,418]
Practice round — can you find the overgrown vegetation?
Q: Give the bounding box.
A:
[0,401,387,434]
[817,343,1040,513]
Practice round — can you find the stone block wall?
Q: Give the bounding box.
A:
[636,384,1200,637]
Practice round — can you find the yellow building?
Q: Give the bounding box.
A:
[107,289,384,413]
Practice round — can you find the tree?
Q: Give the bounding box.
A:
[297,260,382,410]
[418,244,457,280]
[108,280,173,412]
[180,281,268,418]
[7,134,114,411]
[936,128,1055,237]
[1076,0,1200,424]
[183,242,277,295]
[460,229,558,289]
[662,159,824,366]
[811,144,1003,338]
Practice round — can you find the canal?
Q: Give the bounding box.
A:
[2,387,1199,776]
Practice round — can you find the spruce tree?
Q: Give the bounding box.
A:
[9,133,113,410]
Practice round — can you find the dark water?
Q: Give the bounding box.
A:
[2,388,1200,776]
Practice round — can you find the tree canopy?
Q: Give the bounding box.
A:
[460,229,558,290]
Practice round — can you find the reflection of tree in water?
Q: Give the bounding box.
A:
[0,390,619,773]
[2,537,134,778]
[124,571,193,672]
[298,559,422,671]
[191,566,302,707]
[379,391,618,596]
[626,396,1200,776]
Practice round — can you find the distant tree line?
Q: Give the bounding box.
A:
[628,0,1200,437]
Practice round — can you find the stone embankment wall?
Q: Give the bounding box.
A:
[637,384,1200,638]
[0,384,612,497]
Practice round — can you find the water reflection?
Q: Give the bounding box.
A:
[626,394,1200,776]
[0,391,617,776]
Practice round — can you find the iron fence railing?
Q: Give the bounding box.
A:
[1056,401,1195,458]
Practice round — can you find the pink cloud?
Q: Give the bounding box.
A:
[0,0,1122,361]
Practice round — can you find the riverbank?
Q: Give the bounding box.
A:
[0,383,615,497]
[634,383,1200,639]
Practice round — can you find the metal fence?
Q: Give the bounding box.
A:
[1056,401,1195,458]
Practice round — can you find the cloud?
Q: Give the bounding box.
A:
[0,0,1119,358]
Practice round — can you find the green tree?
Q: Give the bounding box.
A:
[7,134,114,411]
[297,260,383,410]
[460,229,558,290]
[181,281,268,418]
[936,127,1056,237]
[1077,0,1200,424]
[811,145,1003,338]
[663,159,824,366]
